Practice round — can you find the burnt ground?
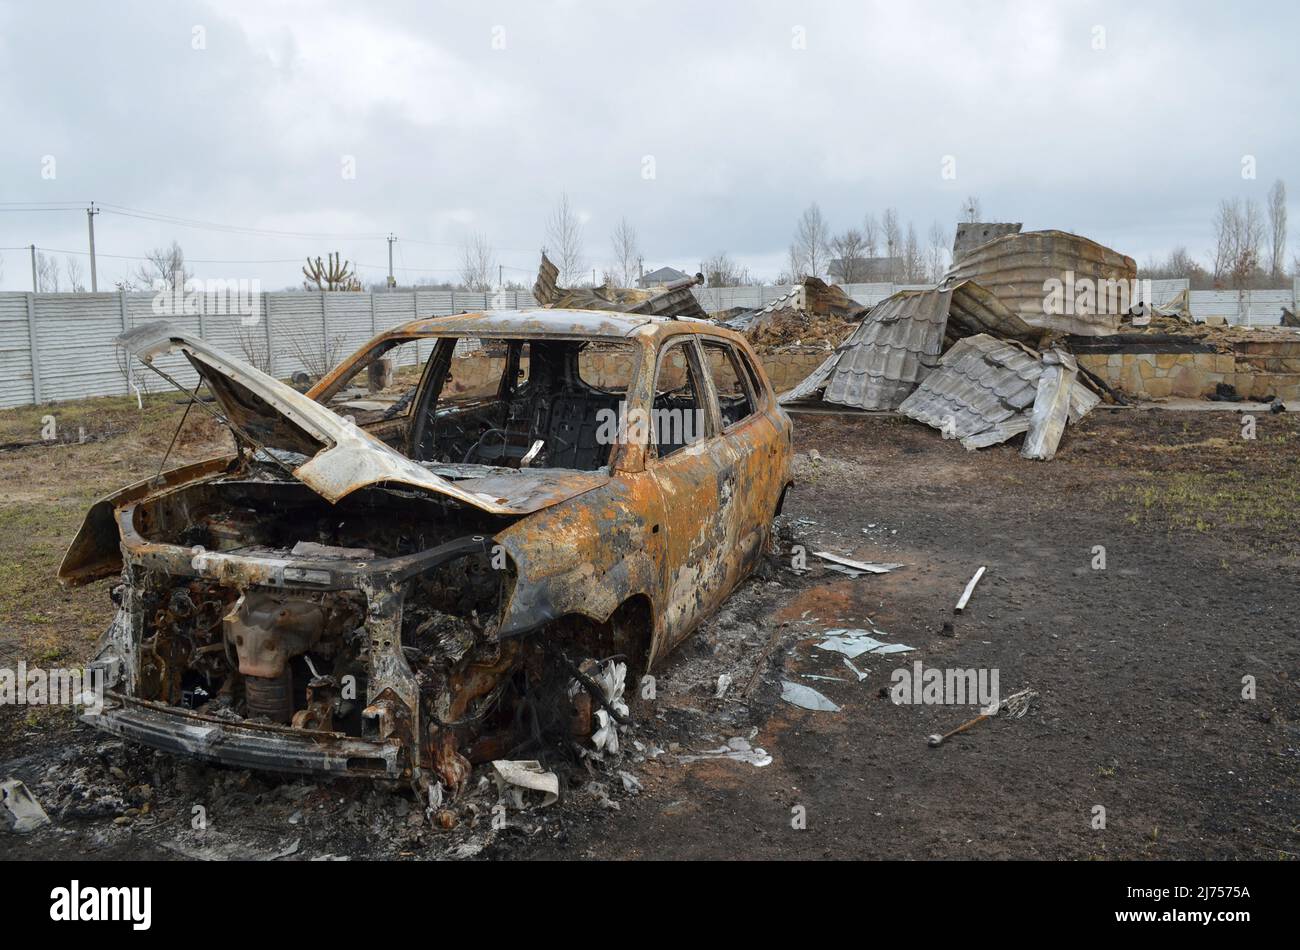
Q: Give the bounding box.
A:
[1,402,1297,861]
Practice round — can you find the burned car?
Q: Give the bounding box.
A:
[59,310,792,794]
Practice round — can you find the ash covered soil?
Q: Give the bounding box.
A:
[2,409,1297,860]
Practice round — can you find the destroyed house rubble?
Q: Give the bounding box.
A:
[778,228,1139,459]
[532,253,708,320]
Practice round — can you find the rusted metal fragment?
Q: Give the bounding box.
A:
[942,230,1137,336]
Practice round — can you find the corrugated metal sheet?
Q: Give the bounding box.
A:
[898,334,1044,445]
[942,230,1137,336]
[823,288,950,410]
[945,279,1041,343]
[898,334,1099,453]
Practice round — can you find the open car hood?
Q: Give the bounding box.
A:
[116,321,608,516]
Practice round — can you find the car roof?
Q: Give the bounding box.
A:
[392,308,738,343]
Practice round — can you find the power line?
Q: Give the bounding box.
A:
[2,200,542,251]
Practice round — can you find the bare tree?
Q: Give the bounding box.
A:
[1267,179,1288,280]
[779,243,803,284]
[136,241,192,290]
[607,217,641,288]
[961,196,982,223]
[881,208,902,280]
[903,223,923,282]
[1214,198,1266,288]
[459,233,495,291]
[925,221,949,282]
[1211,199,1237,282]
[545,193,586,285]
[64,255,86,292]
[286,323,349,380]
[793,203,830,279]
[36,252,60,292]
[829,228,868,283]
[700,251,748,287]
[861,213,879,259]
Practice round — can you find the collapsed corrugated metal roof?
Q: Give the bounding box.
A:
[532,254,708,320]
[942,230,1137,337]
[896,334,1099,458]
[822,288,951,410]
[787,279,1043,411]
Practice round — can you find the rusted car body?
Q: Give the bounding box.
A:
[60,310,792,793]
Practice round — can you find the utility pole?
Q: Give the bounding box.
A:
[498,263,503,288]
[30,244,37,292]
[86,202,100,291]
[386,233,396,290]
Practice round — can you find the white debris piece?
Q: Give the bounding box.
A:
[678,736,773,767]
[813,552,903,574]
[843,658,869,681]
[714,673,732,699]
[0,779,49,834]
[816,629,916,658]
[585,659,629,754]
[955,566,987,613]
[491,760,560,809]
[781,681,842,712]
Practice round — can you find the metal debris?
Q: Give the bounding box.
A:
[780,681,842,712]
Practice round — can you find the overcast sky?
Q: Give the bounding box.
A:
[1,0,1296,291]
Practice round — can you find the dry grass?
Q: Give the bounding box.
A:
[0,392,230,664]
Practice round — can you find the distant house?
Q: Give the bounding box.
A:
[637,266,689,288]
[827,257,902,284]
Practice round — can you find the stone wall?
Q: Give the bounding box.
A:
[1078,340,1300,401]
[443,348,830,398]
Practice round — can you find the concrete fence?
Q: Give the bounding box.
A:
[0,279,1296,409]
[0,288,538,409]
